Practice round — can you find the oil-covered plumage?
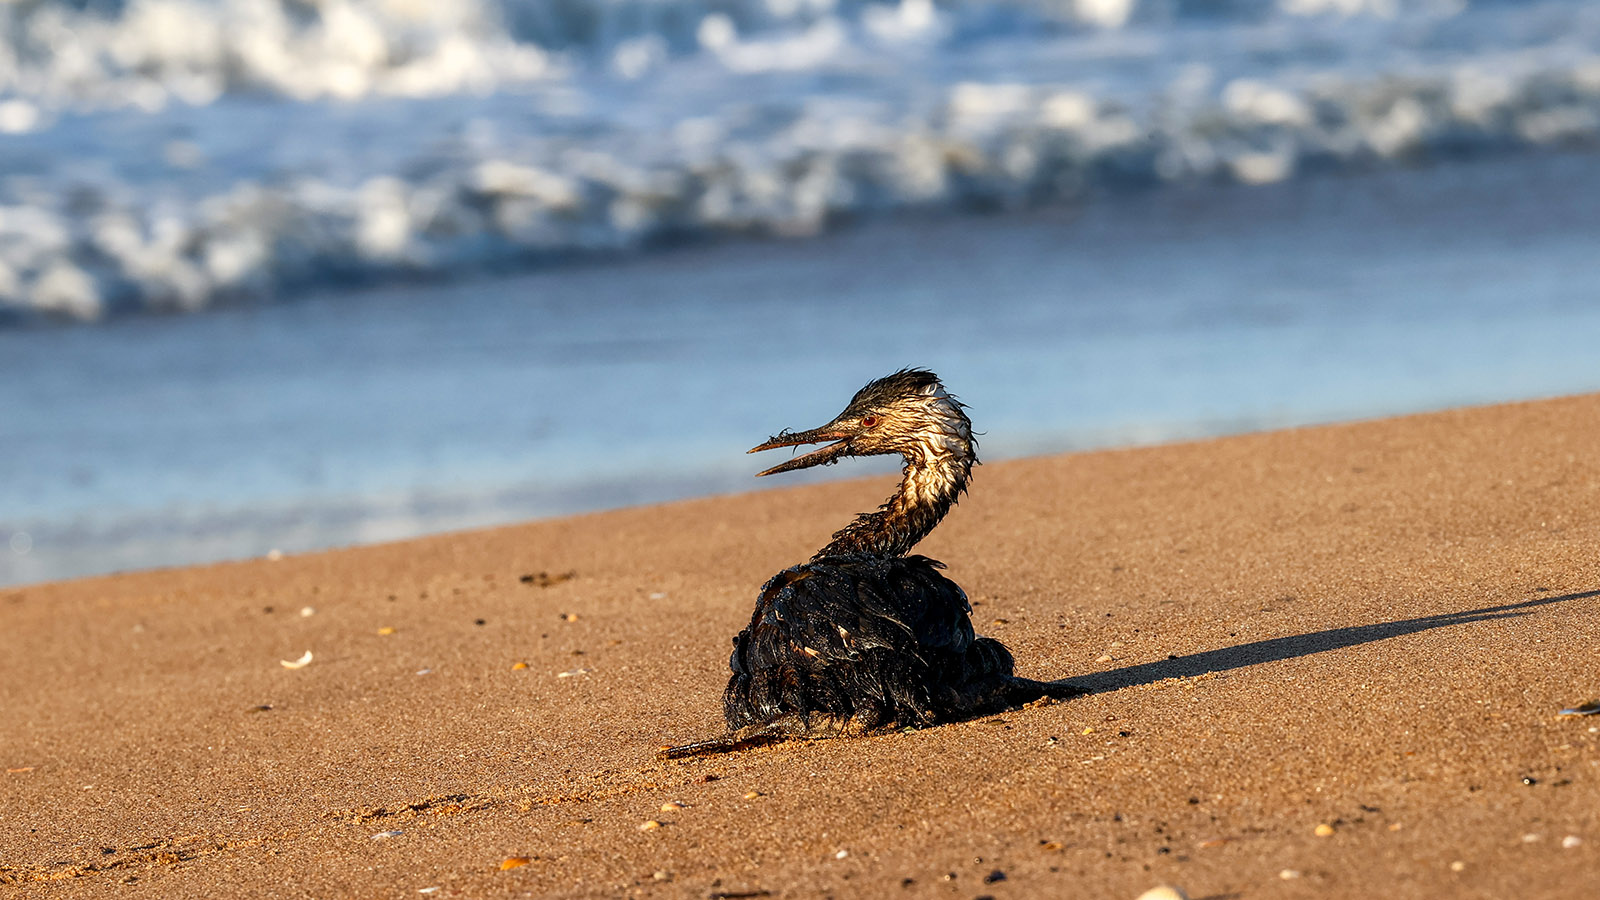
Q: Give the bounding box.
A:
[724,554,1021,735]
[663,369,1079,759]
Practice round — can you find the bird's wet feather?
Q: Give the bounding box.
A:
[662,369,1081,760]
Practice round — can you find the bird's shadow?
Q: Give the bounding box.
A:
[1058,589,1599,695]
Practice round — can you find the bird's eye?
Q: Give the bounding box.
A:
[861,416,878,428]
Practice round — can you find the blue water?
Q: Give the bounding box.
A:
[7,0,1600,584]
[8,0,1600,320]
[3,151,1600,586]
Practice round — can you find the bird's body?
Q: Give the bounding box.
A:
[722,553,1025,739]
[663,369,1078,759]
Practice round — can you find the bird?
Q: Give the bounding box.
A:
[662,369,1081,759]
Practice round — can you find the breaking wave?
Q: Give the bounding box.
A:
[4,0,1600,320]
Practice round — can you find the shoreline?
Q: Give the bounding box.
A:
[9,151,1600,589]
[4,393,1599,897]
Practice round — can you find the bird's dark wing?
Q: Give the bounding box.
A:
[761,555,973,662]
[723,554,995,730]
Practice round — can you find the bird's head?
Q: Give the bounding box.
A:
[749,369,976,477]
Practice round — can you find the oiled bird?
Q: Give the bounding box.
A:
[663,369,1080,759]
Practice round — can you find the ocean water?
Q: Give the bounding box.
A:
[4,150,1600,586]
[5,0,1600,319]
[4,0,1600,586]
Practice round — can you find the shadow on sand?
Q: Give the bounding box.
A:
[1067,589,1599,695]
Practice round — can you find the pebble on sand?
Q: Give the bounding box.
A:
[522,571,576,587]
[1135,886,1189,900]
[377,626,396,635]
[1279,869,1301,880]
[1562,836,1582,849]
[371,830,403,840]
[1314,823,1335,837]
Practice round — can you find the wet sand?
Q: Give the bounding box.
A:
[3,394,1598,898]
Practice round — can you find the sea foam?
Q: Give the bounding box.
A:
[3,0,1600,321]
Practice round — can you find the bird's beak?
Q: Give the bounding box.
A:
[748,424,854,477]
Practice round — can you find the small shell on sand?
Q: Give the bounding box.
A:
[1315,823,1335,837]
[280,650,313,669]
[499,856,531,870]
[639,820,662,831]
[1557,701,1600,716]
[1279,869,1301,880]
[660,801,687,812]
[744,791,763,799]
[371,830,403,840]
[512,662,528,670]
[1135,886,1189,900]
[1562,835,1582,849]
[377,627,396,635]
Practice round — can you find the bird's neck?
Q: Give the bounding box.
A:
[815,439,976,560]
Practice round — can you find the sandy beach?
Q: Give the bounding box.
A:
[3,393,1598,899]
